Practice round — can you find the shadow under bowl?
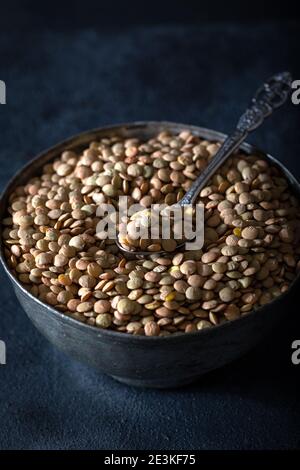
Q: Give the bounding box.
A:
[1,121,299,388]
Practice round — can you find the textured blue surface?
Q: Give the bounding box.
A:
[0,20,300,450]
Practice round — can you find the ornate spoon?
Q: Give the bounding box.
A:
[117,71,292,257]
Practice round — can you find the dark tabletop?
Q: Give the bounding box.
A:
[0,6,300,450]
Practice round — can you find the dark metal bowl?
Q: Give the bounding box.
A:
[1,122,300,388]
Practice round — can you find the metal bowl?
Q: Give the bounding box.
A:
[1,121,299,388]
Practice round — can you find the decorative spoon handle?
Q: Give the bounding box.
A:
[180,71,292,206]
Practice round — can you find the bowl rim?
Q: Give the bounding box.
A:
[1,120,300,344]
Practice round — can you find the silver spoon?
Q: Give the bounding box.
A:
[117,71,292,258]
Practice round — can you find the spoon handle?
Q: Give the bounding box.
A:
[180,71,292,206]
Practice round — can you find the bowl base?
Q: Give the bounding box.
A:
[110,374,200,389]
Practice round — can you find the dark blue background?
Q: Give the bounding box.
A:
[0,1,300,450]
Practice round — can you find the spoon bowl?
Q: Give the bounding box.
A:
[115,237,186,258]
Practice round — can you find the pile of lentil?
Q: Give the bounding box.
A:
[2,130,300,336]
